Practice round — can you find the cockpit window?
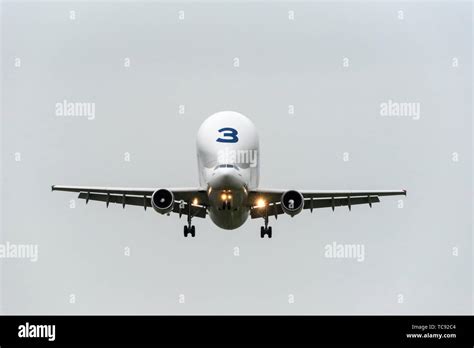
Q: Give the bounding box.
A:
[215,164,240,170]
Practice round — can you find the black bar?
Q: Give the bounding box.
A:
[0,315,472,345]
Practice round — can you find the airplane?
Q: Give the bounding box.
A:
[52,111,407,238]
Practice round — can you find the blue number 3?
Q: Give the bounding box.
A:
[216,127,239,143]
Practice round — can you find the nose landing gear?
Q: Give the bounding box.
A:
[220,200,231,210]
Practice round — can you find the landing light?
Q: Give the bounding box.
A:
[193,198,198,205]
[221,193,227,201]
[256,198,266,208]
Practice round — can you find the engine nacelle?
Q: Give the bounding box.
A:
[151,189,174,214]
[281,190,304,216]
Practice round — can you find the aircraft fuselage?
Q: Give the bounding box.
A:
[196,111,259,229]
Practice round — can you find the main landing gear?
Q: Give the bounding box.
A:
[260,225,272,238]
[260,206,272,238]
[183,200,196,238]
[184,224,195,238]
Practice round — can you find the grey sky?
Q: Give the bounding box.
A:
[1,1,472,314]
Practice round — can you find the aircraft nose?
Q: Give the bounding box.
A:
[209,168,244,189]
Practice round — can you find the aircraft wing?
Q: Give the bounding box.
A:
[51,185,209,218]
[249,189,406,219]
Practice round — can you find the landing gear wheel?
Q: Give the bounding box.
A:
[260,226,272,238]
[184,200,197,238]
[184,225,195,237]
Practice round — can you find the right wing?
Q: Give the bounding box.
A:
[51,185,209,218]
[249,189,406,219]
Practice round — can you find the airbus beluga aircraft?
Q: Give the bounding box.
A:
[52,111,406,238]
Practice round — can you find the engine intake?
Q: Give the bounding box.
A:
[281,190,304,216]
[151,189,174,214]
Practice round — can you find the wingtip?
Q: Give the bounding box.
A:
[51,185,55,192]
[403,189,407,196]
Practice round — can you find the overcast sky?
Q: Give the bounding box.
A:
[1,1,472,314]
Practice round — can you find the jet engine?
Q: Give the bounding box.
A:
[151,189,174,214]
[281,190,304,216]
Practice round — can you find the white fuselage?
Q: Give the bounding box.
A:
[196,111,259,229]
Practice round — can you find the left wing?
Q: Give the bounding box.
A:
[249,189,406,219]
[51,185,209,218]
